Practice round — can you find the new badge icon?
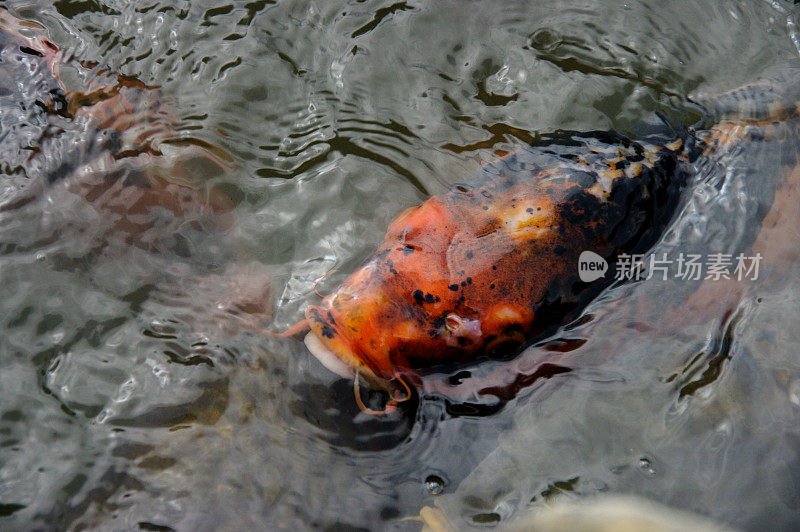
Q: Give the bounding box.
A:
[578,250,608,282]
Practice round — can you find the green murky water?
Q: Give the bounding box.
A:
[2,1,800,530]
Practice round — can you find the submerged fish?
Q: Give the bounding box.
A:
[304,133,683,374]
[0,9,233,233]
[290,84,800,412]
[0,9,274,332]
[297,130,684,400]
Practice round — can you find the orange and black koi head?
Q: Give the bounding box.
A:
[301,193,545,390]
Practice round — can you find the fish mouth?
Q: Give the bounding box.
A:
[303,306,386,388]
[303,333,354,379]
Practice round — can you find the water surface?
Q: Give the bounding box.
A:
[2,1,800,530]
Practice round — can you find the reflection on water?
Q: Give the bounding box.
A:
[2,1,800,530]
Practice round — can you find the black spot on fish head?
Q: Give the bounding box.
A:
[412,290,425,305]
[321,324,335,339]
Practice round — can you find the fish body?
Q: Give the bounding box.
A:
[304,79,800,394]
[305,130,690,387]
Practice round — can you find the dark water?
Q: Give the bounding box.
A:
[2,1,800,530]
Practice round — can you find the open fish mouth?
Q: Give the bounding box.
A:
[303,306,412,415]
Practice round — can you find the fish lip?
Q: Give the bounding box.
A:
[303,305,385,386]
[303,333,354,379]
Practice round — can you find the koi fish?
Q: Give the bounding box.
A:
[296,130,687,408]
[0,9,275,331]
[0,9,233,241]
[284,83,800,414]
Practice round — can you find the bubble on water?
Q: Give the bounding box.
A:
[530,28,559,51]
[639,457,656,476]
[424,474,444,495]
